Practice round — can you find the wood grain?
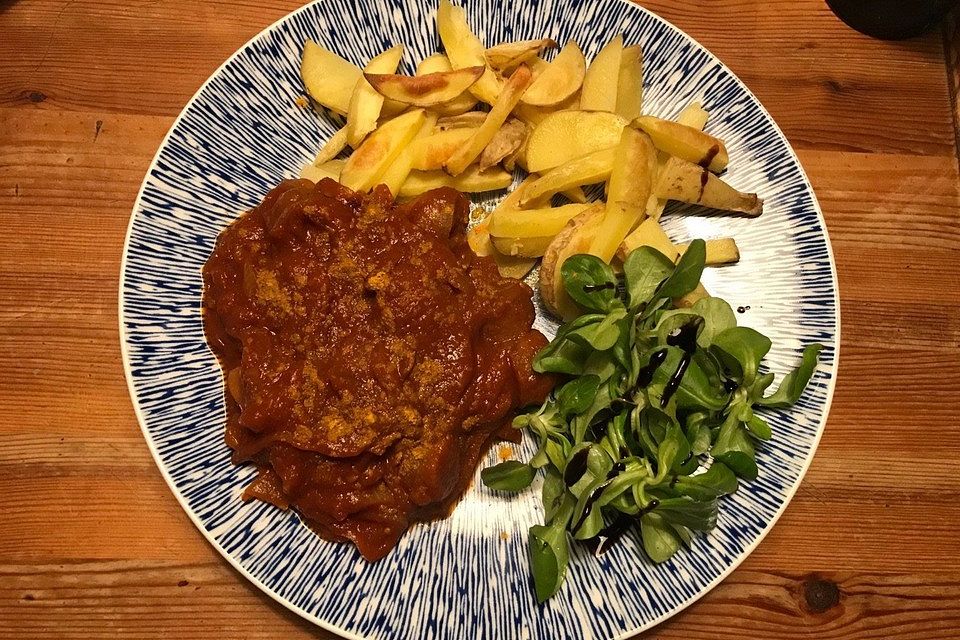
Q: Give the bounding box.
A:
[1,0,959,638]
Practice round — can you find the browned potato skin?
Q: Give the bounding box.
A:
[365,66,485,107]
[539,206,605,319]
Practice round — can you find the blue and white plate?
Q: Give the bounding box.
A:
[119,1,839,638]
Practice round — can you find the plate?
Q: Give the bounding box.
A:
[119,0,839,638]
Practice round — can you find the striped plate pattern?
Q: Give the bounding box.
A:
[119,0,839,638]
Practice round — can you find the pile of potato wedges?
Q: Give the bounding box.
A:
[299,0,761,319]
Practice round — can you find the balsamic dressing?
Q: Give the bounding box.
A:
[696,168,710,201]
[661,318,702,407]
[572,479,612,532]
[699,143,721,169]
[736,305,751,314]
[585,514,633,556]
[571,320,704,553]
[635,349,668,389]
[564,448,590,485]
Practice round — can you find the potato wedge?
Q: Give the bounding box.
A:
[494,175,539,212]
[436,111,487,130]
[656,156,763,216]
[525,110,627,173]
[617,217,679,263]
[486,38,558,71]
[409,127,478,170]
[300,158,346,183]
[491,235,553,258]
[312,126,349,165]
[467,213,538,278]
[301,40,362,115]
[379,114,437,197]
[616,44,643,120]
[678,100,710,130]
[347,45,404,147]
[521,41,585,106]
[380,98,409,118]
[587,128,657,262]
[580,35,623,112]
[675,282,710,308]
[539,206,606,319]
[676,237,740,265]
[561,186,587,203]
[489,202,596,238]
[341,109,427,192]
[512,90,580,126]
[445,65,533,176]
[649,101,710,221]
[416,53,478,116]
[399,166,513,198]
[633,115,729,173]
[519,146,617,206]
[436,0,501,104]
[366,66,484,107]
[479,118,527,171]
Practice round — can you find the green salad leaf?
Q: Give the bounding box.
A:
[481,242,824,601]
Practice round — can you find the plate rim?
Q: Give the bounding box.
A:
[117,1,842,637]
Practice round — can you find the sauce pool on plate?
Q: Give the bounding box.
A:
[202,178,553,560]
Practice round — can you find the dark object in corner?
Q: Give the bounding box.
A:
[826,0,955,40]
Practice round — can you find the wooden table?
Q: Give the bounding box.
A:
[3,1,959,637]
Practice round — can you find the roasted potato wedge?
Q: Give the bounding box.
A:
[399,166,513,198]
[416,53,478,115]
[491,235,553,258]
[436,0,501,104]
[467,213,538,278]
[649,101,710,221]
[347,45,404,147]
[409,126,478,170]
[479,118,527,171]
[301,40,362,115]
[616,44,643,120]
[675,282,710,308]
[445,65,533,176]
[580,35,623,112]
[512,90,580,126]
[312,126,349,165]
[520,41,585,106]
[633,115,729,173]
[519,146,617,206]
[341,109,427,192]
[379,114,437,197]
[366,66,485,107]
[436,111,488,130]
[300,158,346,183]
[539,206,605,319]
[525,110,627,173]
[675,237,740,265]
[587,127,657,262]
[656,156,763,216]
[489,202,597,238]
[561,186,588,203]
[678,100,710,130]
[493,174,539,212]
[617,217,679,263]
[486,38,558,71]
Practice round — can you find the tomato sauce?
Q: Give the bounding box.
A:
[202,178,553,560]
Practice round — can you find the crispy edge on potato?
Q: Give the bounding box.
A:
[365,66,485,107]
